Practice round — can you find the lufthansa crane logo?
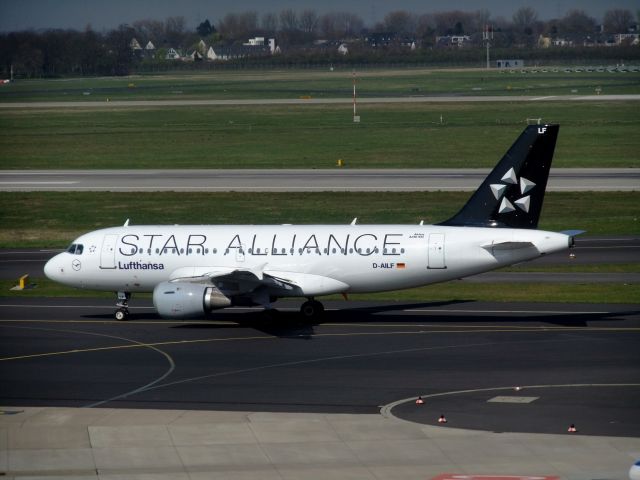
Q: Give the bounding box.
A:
[490,167,536,214]
[72,259,82,271]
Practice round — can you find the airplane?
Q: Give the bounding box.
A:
[44,124,579,321]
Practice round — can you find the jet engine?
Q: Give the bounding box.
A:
[152,282,231,319]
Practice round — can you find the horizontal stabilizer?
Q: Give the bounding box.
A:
[559,230,586,237]
[482,241,536,251]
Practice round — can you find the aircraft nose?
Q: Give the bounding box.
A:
[44,254,63,281]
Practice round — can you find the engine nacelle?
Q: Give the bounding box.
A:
[152,282,231,319]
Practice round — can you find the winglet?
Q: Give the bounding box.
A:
[351,217,358,225]
[123,219,130,227]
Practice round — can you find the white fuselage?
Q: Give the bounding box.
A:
[44,224,570,296]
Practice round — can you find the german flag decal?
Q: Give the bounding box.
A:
[397,263,406,269]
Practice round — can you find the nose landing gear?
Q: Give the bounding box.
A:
[115,291,131,320]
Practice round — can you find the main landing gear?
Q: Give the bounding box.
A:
[114,291,131,320]
[300,298,325,320]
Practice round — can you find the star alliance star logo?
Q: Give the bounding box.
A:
[490,167,535,214]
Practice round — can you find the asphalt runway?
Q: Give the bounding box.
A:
[1,94,639,109]
[1,236,637,282]
[1,297,638,437]
[1,168,638,192]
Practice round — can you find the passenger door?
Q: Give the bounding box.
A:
[100,234,118,269]
[427,233,446,269]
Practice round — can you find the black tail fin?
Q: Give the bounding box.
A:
[439,124,559,229]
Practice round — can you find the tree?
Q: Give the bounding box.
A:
[197,19,214,37]
[319,12,363,39]
[279,9,298,32]
[383,10,415,34]
[416,14,435,43]
[512,7,538,31]
[559,10,596,35]
[603,9,633,33]
[261,12,278,35]
[105,24,136,75]
[165,16,186,46]
[472,9,491,33]
[432,10,476,36]
[299,9,319,35]
[133,19,165,44]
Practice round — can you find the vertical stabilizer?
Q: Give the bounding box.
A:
[439,124,559,229]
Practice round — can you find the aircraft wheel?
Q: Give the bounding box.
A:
[115,308,129,321]
[300,300,324,319]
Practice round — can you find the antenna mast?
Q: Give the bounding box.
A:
[483,25,494,70]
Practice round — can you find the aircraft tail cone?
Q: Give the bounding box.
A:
[567,424,577,433]
[415,397,424,405]
[438,414,447,424]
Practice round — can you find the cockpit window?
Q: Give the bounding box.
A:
[66,244,84,255]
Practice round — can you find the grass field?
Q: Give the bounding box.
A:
[1,102,639,169]
[1,69,639,102]
[1,191,637,248]
[2,277,637,304]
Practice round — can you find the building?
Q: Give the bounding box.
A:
[496,59,524,68]
[436,35,471,48]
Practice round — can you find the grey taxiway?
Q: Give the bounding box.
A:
[1,168,638,192]
[1,297,639,479]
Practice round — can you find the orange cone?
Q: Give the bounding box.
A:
[438,414,447,424]
[415,396,424,405]
[567,424,577,432]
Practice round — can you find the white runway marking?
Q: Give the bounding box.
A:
[402,308,608,315]
[0,181,77,185]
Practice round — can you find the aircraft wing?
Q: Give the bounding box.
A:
[167,265,348,297]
